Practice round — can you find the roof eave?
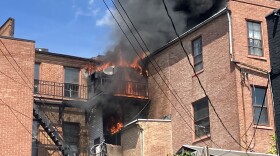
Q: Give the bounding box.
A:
[150,7,228,58]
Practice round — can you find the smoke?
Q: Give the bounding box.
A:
[100,0,226,64]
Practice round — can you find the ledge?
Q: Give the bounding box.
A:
[247,55,267,61]
[0,35,35,43]
[253,125,273,130]
[192,135,211,144]
[192,69,204,77]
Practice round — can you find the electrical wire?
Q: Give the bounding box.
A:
[161,0,247,150]
[0,39,73,152]
[246,79,269,151]
[109,0,221,148]
[131,100,150,121]
[0,98,33,136]
[102,0,217,147]
[112,0,193,119]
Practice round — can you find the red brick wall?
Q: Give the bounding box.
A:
[0,37,35,155]
[148,1,280,154]
[148,13,242,152]
[229,0,280,152]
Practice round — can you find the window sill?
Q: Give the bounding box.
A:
[253,125,273,130]
[192,69,204,77]
[247,55,267,61]
[192,135,211,144]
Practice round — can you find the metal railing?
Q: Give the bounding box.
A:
[34,79,89,100]
[94,78,148,98]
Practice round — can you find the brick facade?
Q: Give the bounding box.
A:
[0,37,35,155]
[34,51,94,155]
[121,120,173,156]
[148,0,280,154]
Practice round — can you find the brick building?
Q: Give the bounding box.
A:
[33,49,96,155]
[1,1,280,156]
[148,0,280,154]
[0,18,35,156]
[0,18,97,155]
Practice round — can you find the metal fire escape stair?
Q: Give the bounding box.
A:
[33,104,74,156]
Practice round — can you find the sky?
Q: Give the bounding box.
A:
[0,0,115,58]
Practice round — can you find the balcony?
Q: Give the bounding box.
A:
[34,79,89,100]
[93,78,148,99]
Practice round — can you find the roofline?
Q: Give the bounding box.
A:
[150,7,228,58]
[182,145,276,156]
[0,36,35,43]
[36,50,95,62]
[121,119,171,132]
[0,18,14,30]
[266,8,280,18]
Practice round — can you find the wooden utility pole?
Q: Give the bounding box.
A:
[266,9,280,155]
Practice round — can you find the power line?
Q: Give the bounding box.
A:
[246,79,269,151]
[0,39,69,149]
[0,39,34,86]
[111,0,221,148]
[0,47,32,89]
[161,0,247,150]
[0,99,60,155]
[102,0,215,147]
[0,70,31,88]
[111,0,193,119]
[0,98,33,136]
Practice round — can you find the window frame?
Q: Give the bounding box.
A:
[251,85,269,126]
[192,36,203,72]
[34,63,40,80]
[63,66,80,98]
[64,66,80,84]
[192,97,210,140]
[246,20,263,57]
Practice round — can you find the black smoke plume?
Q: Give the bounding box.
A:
[100,0,226,64]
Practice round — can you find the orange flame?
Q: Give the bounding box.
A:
[95,62,112,72]
[110,122,124,135]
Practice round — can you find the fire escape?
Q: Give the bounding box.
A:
[33,104,73,155]
[33,80,89,156]
[32,66,149,156]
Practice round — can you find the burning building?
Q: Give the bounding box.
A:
[86,52,150,151]
[1,0,280,156]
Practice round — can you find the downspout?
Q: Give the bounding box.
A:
[137,124,144,156]
[227,9,234,62]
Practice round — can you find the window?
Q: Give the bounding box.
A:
[192,37,203,72]
[193,98,210,139]
[63,122,80,155]
[247,21,263,56]
[252,86,268,125]
[34,63,40,93]
[64,67,80,98]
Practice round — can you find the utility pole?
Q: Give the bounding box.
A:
[266,9,280,155]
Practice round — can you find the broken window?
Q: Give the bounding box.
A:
[192,37,203,72]
[252,86,268,125]
[193,98,210,139]
[64,67,80,98]
[247,21,263,56]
